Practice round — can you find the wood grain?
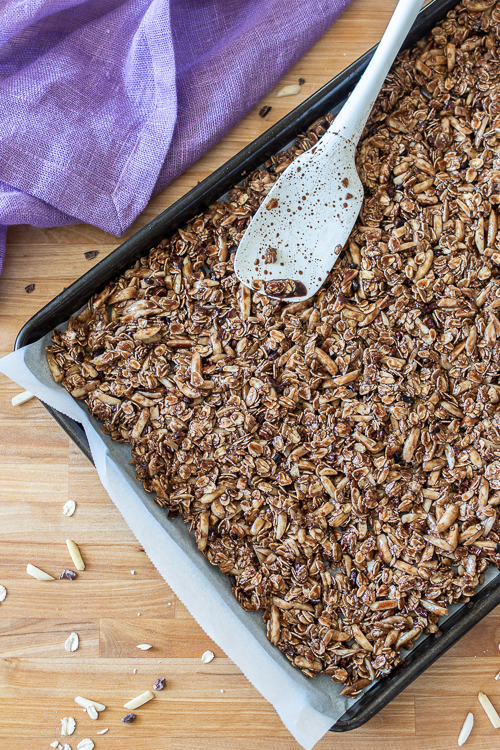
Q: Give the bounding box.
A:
[1,1,498,748]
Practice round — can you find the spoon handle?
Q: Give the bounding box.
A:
[322,0,424,149]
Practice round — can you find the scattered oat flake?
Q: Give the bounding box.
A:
[60,716,76,736]
[11,391,35,407]
[25,283,35,293]
[458,712,474,746]
[27,563,54,581]
[58,745,63,750]
[87,705,98,720]
[137,643,152,650]
[276,83,301,97]
[201,650,215,663]
[84,251,99,260]
[63,745,72,750]
[0,585,6,602]
[76,741,94,750]
[63,500,76,517]
[65,632,79,652]
[96,728,109,735]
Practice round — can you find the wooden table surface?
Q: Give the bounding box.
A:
[1,1,499,748]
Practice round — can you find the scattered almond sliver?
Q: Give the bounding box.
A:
[458,712,474,746]
[60,716,76,736]
[0,585,6,602]
[11,390,35,407]
[124,690,155,710]
[478,692,500,728]
[50,743,59,748]
[27,563,54,581]
[63,500,76,517]
[137,644,152,650]
[96,728,109,735]
[74,696,106,712]
[64,632,79,652]
[66,539,85,571]
[201,650,215,664]
[276,83,302,97]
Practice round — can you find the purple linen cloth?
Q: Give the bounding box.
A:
[0,0,352,274]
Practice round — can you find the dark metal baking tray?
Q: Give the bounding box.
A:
[15,0,498,732]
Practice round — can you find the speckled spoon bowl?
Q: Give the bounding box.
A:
[234,0,424,302]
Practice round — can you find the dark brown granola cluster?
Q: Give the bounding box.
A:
[47,0,500,694]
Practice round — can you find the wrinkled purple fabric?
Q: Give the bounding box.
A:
[0,0,352,274]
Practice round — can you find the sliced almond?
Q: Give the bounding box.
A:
[74,696,106,712]
[124,690,155,710]
[26,563,54,581]
[65,632,79,652]
[60,716,76,736]
[66,539,85,571]
[11,390,35,406]
[96,729,109,735]
[63,500,76,517]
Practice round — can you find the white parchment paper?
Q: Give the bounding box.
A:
[2,333,497,747]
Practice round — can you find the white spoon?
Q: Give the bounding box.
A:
[234,0,424,302]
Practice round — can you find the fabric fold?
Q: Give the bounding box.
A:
[0,0,352,273]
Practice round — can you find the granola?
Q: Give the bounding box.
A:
[47,1,500,690]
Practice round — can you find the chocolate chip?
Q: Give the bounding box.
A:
[122,713,136,723]
[25,284,35,294]
[84,251,99,260]
[259,106,272,118]
[153,677,166,691]
[59,569,78,580]
[298,77,305,85]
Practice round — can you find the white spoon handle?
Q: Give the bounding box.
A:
[322,0,424,149]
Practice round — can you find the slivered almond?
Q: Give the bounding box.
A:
[124,690,155,710]
[66,539,85,571]
[478,692,500,728]
[26,564,54,581]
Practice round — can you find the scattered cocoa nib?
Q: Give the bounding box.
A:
[153,677,166,691]
[59,569,78,580]
[122,713,136,723]
[84,251,99,260]
[259,106,272,118]
[298,77,305,85]
[25,284,35,294]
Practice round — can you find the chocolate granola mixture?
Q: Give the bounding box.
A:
[47,0,500,694]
